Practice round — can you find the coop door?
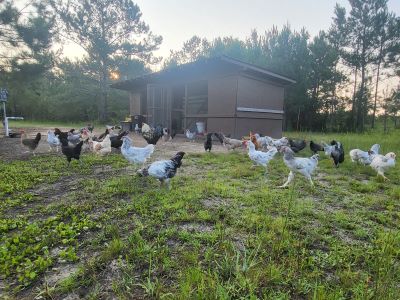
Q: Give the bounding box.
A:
[146,84,171,128]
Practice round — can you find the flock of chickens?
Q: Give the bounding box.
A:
[19,124,396,189]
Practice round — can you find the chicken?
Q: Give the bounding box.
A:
[110,130,129,149]
[220,133,243,150]
[20,131,41,155]
[162,128,176,143]
[213,132,224,144]
[249,132,262,150]
[324,140,344,167]
[370,152,396,180]
[204,132,213,152]
[141,123,164,145]
[137,151,185,190]
[289,138,306,153]
[59,138,84,166]
[54,128,68,141]
[279,146,319,187]
[310,141,324,154]
[349,144,380,165]
[91,134,112,156]
[271,137,290,148]
[67,131,81,145]
[47,130,60,152]
[121,136,155,165]
[246,140,278,179]
[185,129,196,142]
[254,134,273,150]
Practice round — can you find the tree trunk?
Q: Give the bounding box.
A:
[371,43,383,129]
[351,67,358,131]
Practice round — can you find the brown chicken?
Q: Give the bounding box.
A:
[250,132,261,150]
[20,130,41,155]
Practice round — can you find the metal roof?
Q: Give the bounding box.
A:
[111,55,296,91]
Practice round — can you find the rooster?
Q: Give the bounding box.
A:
[185,129,196,142]
[289,138,306,153]
[279,146,319,187]
[138,151,185,190]
[349,144,380,165]
[141,123,164,145]
[20,131,41,155]
[246,140,278,179]
[47,130,60,152]
[60,138,84,166]
[370,152,396,181]
[310,141,324,154]
[121,136,155,165]
[91,134,112,156]
[204,133,213,152]
[324,140,344,167]
[249,132,262,150]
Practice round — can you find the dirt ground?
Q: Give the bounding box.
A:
[0,127,235,162]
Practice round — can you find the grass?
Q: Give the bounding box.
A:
[5,120,105,130]
[0,130,399,299]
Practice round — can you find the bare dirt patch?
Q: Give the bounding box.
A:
[0,126,233,162]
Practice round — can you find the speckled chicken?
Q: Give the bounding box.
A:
[280,146,319,187]
[138,151,185,189]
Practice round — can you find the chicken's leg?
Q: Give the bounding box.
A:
[279,171,294,188]
[165,178,171,190]
[305,174,314,187]
[378,170,389,181]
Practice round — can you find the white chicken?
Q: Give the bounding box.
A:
[246,140,278,179]
[370,152,396,180]
[279,146,319,187]
[121,136,154,165]
[137,151,185,190]
[349,144,380,165]
[185,129,196,142]
[47,130,60,152]
[92,134,111,156]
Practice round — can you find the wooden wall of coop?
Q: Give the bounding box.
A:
[113,56,295,138]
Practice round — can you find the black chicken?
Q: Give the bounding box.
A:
[141,123,164,145]
[110,130,129,149]
[310,140,324,154]
[288,138,306,153]
[21,132,41,154]
[204,133,213,152]
[330,140,345,167]
[60,138,84,166]
[54,128,68,140]
[213,132,224,145]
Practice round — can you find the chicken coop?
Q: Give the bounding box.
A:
[111,56,295,138]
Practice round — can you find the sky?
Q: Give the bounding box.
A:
[62,0,400,61]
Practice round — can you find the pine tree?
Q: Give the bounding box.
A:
[49,0,162,121]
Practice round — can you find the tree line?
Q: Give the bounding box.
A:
[0,0,399,132]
